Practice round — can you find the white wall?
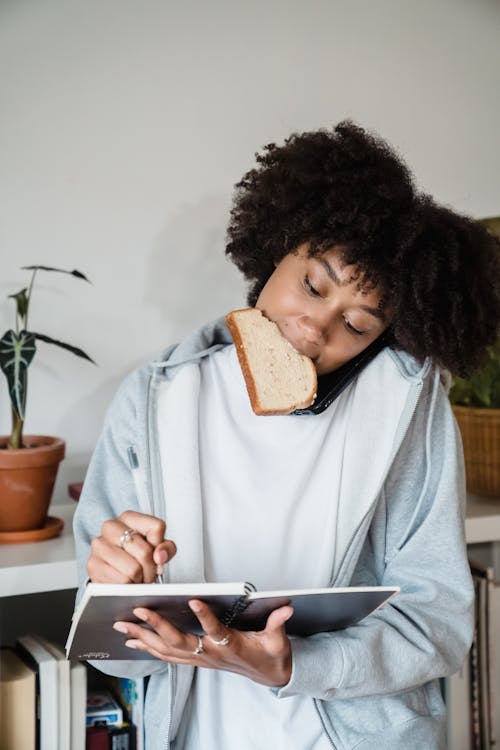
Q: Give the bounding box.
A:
[1,0,499,500]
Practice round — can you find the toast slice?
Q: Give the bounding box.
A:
[225,308,317,415]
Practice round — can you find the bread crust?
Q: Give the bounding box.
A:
[225,308,317,415]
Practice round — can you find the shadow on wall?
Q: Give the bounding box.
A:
[145,193,247,339]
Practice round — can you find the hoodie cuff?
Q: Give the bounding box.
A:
[272,634,347,700]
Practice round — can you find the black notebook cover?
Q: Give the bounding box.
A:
[66,582,398,661]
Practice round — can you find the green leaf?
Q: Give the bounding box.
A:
[449,341,500,408]
[449,378,472,406]
[33,332,96,364]
[21,266,92,283]
[0,330,36,419]
[7,288,29,321]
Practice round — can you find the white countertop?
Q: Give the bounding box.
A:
[0,494,499,598]
[0,503,77,597]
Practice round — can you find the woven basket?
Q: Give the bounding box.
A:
[452,406,500,497]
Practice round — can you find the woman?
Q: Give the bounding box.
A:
[74,121,500,749]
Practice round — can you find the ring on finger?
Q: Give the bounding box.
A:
[119,528,137,550]
[207,634,230,646]
[192,636,205,655]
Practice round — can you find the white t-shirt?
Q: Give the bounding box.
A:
[173,345,353,749]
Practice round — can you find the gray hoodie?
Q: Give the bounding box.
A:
[73,317,474,749]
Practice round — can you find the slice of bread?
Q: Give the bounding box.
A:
[225,308,317,415]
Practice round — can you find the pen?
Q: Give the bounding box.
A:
[127,445,164,583]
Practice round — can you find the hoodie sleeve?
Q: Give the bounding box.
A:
[275,376,474,700]
[72,366,168,680]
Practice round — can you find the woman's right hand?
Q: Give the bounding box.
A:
[87,510,177,584]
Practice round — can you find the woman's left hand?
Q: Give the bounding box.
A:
[113,599,293,687]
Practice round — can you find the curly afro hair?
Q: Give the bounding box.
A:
[225,121,500,376]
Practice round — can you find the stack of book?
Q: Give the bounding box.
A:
[0,636,145,750]
[446,558,500,750]
[0,634,87,750]
[469,560,497,749]
[86,676,144,750]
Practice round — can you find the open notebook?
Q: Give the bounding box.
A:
[66,581,398,661]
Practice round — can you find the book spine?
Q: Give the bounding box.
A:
[222,583,256,627]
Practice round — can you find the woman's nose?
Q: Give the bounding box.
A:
[298,314,328,343]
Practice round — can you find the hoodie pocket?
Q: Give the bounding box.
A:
[317,681,446,750]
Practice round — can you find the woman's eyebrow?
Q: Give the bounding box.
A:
[316,256,342,286]
[315,256,386,322]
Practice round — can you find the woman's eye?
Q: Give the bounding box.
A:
[304,275,321,297]
[344,319,365,336]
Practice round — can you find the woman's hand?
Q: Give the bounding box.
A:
[87,510,177,584]
[113,600,294,688]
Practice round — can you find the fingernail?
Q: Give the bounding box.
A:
[158,550,168,564]
[133,608,149,621]
[113,622,129,634]
[189,600,202,613]
[125,639,139,649]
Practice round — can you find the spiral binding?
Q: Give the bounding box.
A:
[222,582,256,627]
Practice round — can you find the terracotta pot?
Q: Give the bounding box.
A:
[0,436,66,532]
[452,406,500,498]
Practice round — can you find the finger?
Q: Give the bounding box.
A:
[188,600,229,643]
[153,540,177,577]
[113,620,185,660]
[123,639,197,664]
[265,605,294,632]
[100,519,158,582]
[132,608,191,651]
[88,536,148,583]
[87,552,137,584]
[118,510,167,547]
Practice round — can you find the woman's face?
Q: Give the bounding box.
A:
[255,244,392,375]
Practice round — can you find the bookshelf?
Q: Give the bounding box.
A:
[1,495,499,746]
[0,503,78,598]
[464,493,500,544]
[2,496,499,599]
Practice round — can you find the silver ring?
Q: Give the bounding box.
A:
[208,635,230,646]
[119,528,137,550]
[192,636,204,655]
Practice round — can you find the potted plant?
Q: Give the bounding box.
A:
[449,341,500,497]
[0,266,95,537]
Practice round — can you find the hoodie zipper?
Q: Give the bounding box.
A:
[145,369,176,748]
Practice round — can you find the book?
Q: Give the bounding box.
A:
[106,676,144,750]
[85,725,109,750]
[87,690,124,727]
[70,660,88,750]
[68,482,83,501]
[37,637,71,750]
[66,581,398,660]
[445,657,471,750]
[0,648,36,750]
[85,724,137,750]
[470,559,495,749]
[109,723,137,750]
[16,635,59,750]
[491,579,500,745]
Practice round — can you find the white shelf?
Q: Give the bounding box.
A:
[0,503,77,598]
[465,493,500,544]
[0,494,498,599]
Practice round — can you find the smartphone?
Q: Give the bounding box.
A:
[293,329,392,415]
